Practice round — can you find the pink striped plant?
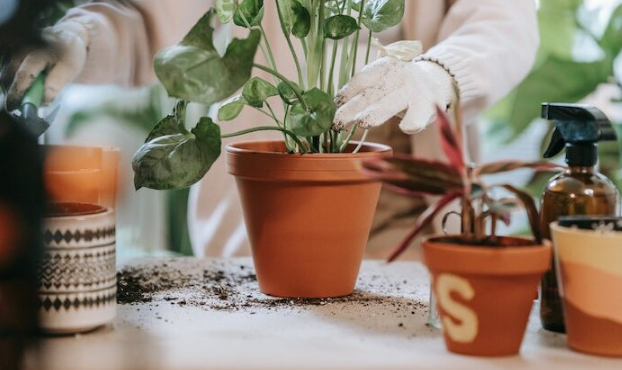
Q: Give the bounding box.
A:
[362,107,562,261]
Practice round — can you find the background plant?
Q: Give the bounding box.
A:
[362,106,561,261]
[132,0,410,190]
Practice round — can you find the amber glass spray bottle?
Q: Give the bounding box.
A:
[539,103,620,333]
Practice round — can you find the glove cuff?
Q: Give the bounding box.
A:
[414,60,456,111]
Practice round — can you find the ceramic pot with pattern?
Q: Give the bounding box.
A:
[38,203,116,333]
[423,235,552,356]
[551,221,622,357]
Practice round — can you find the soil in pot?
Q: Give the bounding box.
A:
[423,235,551,357]
[226,140,391,298]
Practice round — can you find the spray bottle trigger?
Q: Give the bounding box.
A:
[543,129,565,158]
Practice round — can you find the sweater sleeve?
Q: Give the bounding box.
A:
[60,0,212,87]
[418,0,539,122]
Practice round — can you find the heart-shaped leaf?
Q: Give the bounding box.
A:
[154,10,260,106]
[233,0,264,28]
[242,77,279,108]
[216,0,238,23]
[362,0,405,33]
[287,88,336,136]
[278,81,299,105]
[324,15,359,40]
[218,94,247,121]
[277,0,311,38]
[133,117,221,190]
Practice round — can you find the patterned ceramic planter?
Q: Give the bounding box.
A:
[551,222,622,357]
[38,203,116,333]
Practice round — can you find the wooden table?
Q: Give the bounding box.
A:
[26,258,622,370]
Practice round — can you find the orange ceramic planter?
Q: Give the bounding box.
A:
[423,236,552,356]
[226,140,391,298]
[551,222,622,357]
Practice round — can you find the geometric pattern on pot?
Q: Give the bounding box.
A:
[43,209,116,248]
[38,286,117,312]
[38,285,117,334]
[38,244,116,292]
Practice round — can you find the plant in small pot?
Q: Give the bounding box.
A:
[550,216,622,357]
[131,1,417,298]
[362,107,559,356]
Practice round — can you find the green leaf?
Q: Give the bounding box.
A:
[488,55,613,142]
[362,0,405,33]
[324,15,359,40]
[145,115,183,143]
[278,81,298,105]
[277,0,311,38]
[287,88,336,136]
[218,94,247,121]
[600,3,622,58]
[216,0,239,23]
[233,0,264,28]
[154,10,261,105]
[132,117,222,190]
[350,0,363,12]
[242,77,278,108]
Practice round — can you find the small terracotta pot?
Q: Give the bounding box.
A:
[551,222,622,357]
[226,140,391,298]
[423,236,551,356]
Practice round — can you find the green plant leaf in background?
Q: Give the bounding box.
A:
[216,0,238,23]
[133,117,222,190]
[154,9,261,106]
[324,15,360,40]
[241,77,279,108]
[233,0,264,27]
[362,0,405,33]
[277,0,311,38]
[600,3,622,57]
[287,88,336,136]
[218,94,247,121]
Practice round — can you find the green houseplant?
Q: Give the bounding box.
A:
[362,107,558,356]
[131,0,414,298]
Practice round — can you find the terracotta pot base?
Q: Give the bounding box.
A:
[227,140,392,298]
[423,236,551,356]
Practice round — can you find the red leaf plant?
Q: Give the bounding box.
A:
[362,106,562,261]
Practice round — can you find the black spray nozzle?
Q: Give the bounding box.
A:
[541,103,618,166]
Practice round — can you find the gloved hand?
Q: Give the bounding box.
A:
[333,57,455,134]
[3,21,89,111]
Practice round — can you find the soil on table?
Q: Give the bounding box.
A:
[117,258,427,317]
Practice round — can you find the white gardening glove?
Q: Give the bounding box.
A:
[334,57,455,134]
[4,21,89,111]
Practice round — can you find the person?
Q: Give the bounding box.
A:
[2,0,539,259]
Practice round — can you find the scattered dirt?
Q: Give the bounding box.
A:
[117,259,428,314]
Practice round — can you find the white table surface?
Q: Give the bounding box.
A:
[26,257,622,370]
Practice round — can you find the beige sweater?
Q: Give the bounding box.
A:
[63,0,539,259]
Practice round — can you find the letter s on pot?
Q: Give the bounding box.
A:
[435,274,478,343]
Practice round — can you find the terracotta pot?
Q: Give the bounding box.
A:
[226,140,391,298]
[551,222,622,357]
[423,236,551,356]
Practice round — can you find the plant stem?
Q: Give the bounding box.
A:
[327,40,339,96]
[275,3,305,88]
[339,125,358,152]
[349,0,366,77]
[337,2,352,89]
[352,129,368,153]
[221,126,306,154]
[364,29,373,65]
[258,25,279,72]
[253,64,308,110]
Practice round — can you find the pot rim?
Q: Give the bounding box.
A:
[551,221,622,239]
[226,139,392,158]
[423,234,552,276]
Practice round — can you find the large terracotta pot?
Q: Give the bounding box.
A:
[226,140,391,298]
[423,236,551,356]
[551,222,622,357]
